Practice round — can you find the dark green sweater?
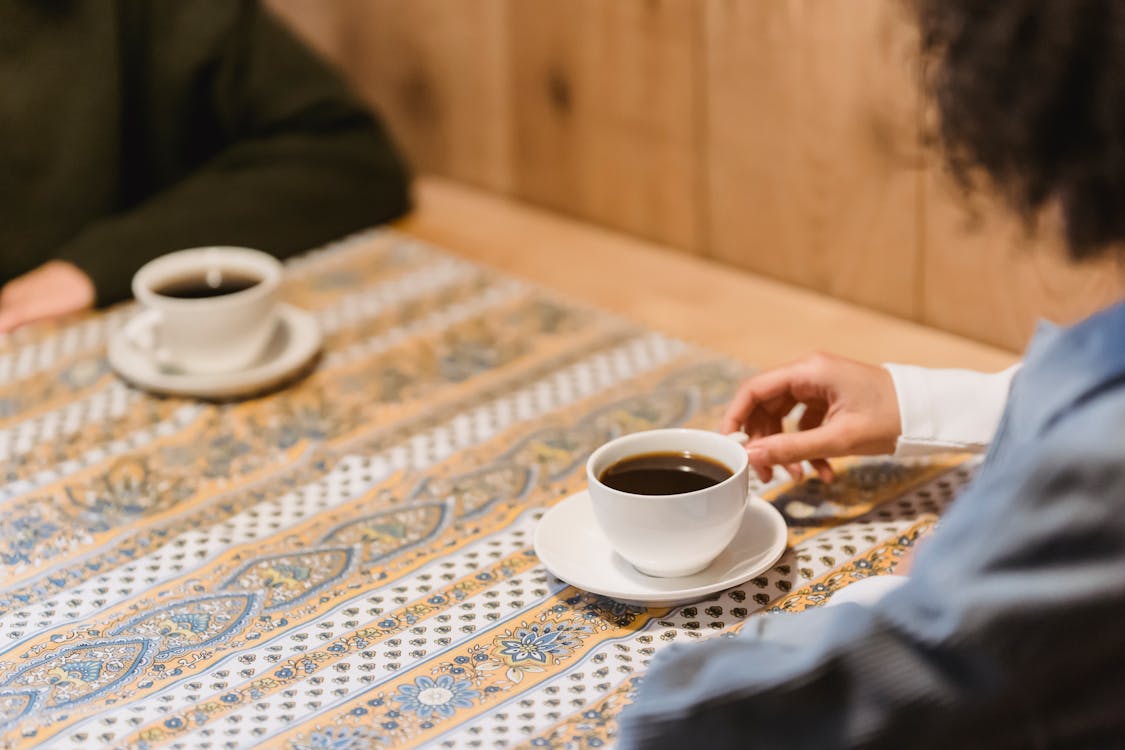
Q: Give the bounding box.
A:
[0,0,411,305]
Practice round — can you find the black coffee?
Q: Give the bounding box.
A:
[598,451,733,495]
[154,271,260,299]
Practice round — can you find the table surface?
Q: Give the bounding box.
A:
[0,188,989,749]
[403,178,1019,372]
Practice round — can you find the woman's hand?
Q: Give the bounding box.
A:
[0,260,96,333]
[722,352,902,483]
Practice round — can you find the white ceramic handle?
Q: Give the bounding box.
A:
[726,431,750,446]
[127,310,178,370]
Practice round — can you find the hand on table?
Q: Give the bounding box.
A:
[0,260,96,333]
[722,352,902,483]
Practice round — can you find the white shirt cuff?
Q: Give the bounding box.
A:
[882,363,1020,457]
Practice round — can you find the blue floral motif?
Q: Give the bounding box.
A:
[585,598,648,629]
[67,458,191,524]
[498,623,577,664]
[220,548,354,612]
[47,660,102,683]
[4,637,155,710]
[258,398,335,449]
[320,502,449,567]
[2,512,60,565]
[0,690,39,727]
[393,674,479,719]
[108,592,258,660]
[289,725,383,750]
[267,563,311,584]
[169,613,211,634]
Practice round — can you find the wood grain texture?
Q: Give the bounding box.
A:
[508,0,703,251]
[704,0,923,319]
[268,0,1124,352]
[403,177,1017,372]
[921,171,1125,350]
[270,0,514,193]
[346,0,514,192]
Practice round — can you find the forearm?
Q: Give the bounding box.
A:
[620,434,1125,748]
[53,0,412,306]
[621,605,1016,750]
[54,124,410,305]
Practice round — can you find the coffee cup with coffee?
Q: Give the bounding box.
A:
[586,428,750,578]
[131,247,283,374]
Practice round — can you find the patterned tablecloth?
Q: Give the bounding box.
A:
[0,231,974,750]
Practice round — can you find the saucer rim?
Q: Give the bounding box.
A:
[107,303,321,399]
[533,489,788,607]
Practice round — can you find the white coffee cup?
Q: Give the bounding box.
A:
[586,428,750,578]
[131,247,283,374]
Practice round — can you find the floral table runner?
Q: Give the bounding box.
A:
[0,230,971,749]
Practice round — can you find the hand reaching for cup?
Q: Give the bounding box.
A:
[721,352,902,483]
[0,260,96,333]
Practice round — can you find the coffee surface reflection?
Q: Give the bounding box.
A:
[597,451,733,495]
[154,270,260,299]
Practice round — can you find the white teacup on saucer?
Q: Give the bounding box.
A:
[586,428,753,578]
[109,247,322,399]
[131,246,283,375]
[534,489,787,608]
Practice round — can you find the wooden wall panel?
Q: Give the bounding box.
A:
[268,0,514,193]
[704,0,923,319]
[921,173,1125,350]
[508,0,703,251]
[268,0,1123,351]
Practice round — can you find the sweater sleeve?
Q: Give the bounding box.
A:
[618,424,1125,749]
[54,0,411,305]
[882,363,1021,457]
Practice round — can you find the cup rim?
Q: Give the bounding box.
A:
[133,246,282,309]
[585,427,749,501]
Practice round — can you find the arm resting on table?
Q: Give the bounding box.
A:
[55,0,411,305]
[620,419,1125,749]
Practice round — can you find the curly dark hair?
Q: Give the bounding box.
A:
[914,0,1125,260]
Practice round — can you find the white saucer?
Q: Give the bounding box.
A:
[108,303,322,400]
[534,490,788,608]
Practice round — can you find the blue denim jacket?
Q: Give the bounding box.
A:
[619,300,1125,749]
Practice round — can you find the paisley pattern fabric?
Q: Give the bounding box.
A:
[0,230,973,749]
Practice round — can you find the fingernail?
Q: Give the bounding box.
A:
[746,447,767,463]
